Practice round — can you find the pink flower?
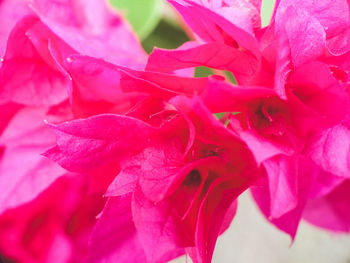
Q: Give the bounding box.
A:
[0,0,146,107]
[146,0,350,236]
[45,78,262,262]
[146,0,262,84]
[64,55,207,118]
[0,0,31,57]
[147,0,350,89]
[201,83,312,236]
[0,0,146,211]
[0,174,104,263]
[2,0,350,262]
[0,0,148,261]
[201,71,350,235]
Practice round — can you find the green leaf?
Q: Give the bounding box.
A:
[110,0,163,40]
[215,113,226,119]
[261,0,276,27]
[223,70,237,84]
[195,67,214,78]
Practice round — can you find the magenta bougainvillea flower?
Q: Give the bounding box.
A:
[0,0,146,202]
[0,0,146,262]
[38,55,264,262]
[45,90,262,263]
[1,0,350,262]
[0,0,146,106]
[147,0,262,84]
[147,0,350,236]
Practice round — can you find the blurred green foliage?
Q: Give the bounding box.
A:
[261,0,276,27]
[141,18,189,53]
[110,0,163,40]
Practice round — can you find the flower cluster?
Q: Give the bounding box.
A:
[0,0,350,262]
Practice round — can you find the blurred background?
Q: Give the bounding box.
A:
[109,0,350,262]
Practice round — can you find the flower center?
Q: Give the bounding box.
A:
[183,170,202,186]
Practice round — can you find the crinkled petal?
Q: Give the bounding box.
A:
[44,114,156,173]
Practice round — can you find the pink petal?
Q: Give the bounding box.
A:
[276,6,326,67]
[274,33,292,98]
[218,200,238,235]
[32,0,146,68]
[132,186,185,263]
[233,129,294,165]
[0,0,31,56]
[263,155,298,218]
[106,110,192,201]
[288,61,350,124]
[327,27,350,55]
[303,180,350,232]
[0,17,70,107]
[0,107,66,213]
[168,0,259,53]
[147,42,260,84]
[309,170,345,200]
[126,142,185,201]
[0,102,21,136]
[65,55,147,117]
[277,0,350,38]
[0,174,103,263]
[66,55,208,117]
[88,194,147,263]
[199,81,275,113]
[306,124,350,178]
[44,114,156,173]
[251,179,303,239]
[105,165,139,197]
[251,155,317,238]
[188,179,240,263]
[0,147,65,214]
